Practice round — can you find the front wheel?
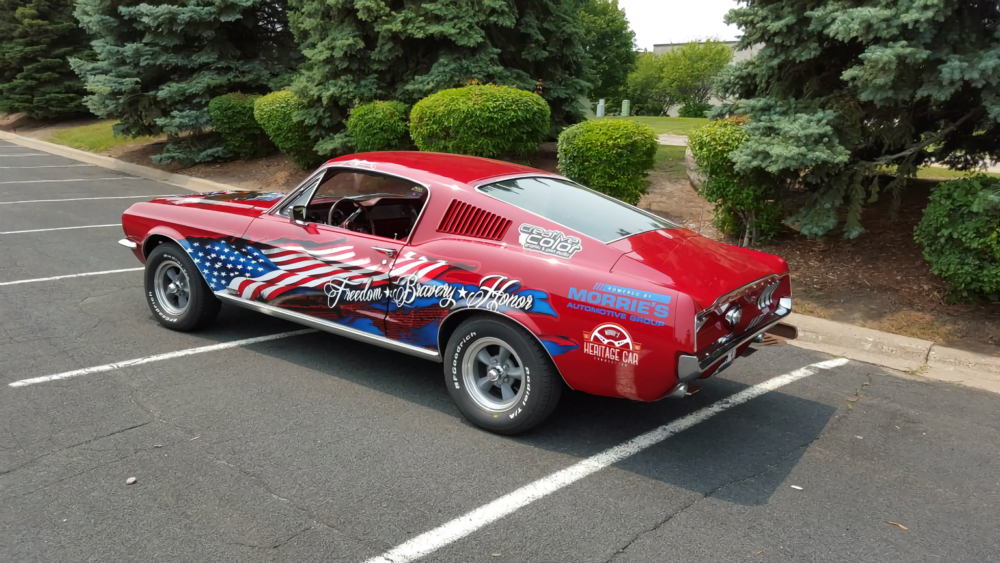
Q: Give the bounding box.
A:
[444,315,563,435]
[144,242,220,331]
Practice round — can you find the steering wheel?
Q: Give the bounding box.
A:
[328,199,375,235]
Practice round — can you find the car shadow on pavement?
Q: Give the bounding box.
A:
[248,330,838,507]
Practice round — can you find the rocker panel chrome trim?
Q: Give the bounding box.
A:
[215,293,442,361]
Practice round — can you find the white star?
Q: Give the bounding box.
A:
[226,264,233,269]
[193,242,200,247]
[198,252,204,257]
[209,253,216,258]
[258,267,264,271]
[457,287,468,299]
[194,258,200,263]
[239,257,245,262]
[215,262,223,268]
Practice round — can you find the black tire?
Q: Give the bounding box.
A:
[444,315,563,435]
[144,242,221,331]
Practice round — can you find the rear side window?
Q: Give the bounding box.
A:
[479,176,676,243]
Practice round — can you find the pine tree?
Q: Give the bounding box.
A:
[718,0,1000,238]
[288,0,592,155]
[72,0,298,165]
[0,0,93,119]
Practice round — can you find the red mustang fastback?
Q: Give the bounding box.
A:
[119,152,795,434]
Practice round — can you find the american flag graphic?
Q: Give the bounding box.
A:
[182,237,449,303]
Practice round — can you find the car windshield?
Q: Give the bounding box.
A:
[479,176,677,243]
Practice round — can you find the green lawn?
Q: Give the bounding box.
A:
[916,166,1000,180]
[47,120,159,152]
[597,116,709,136]
[653,145,688,180]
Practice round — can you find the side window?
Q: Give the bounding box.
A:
[276,173,322,217]
[301,169,428,241]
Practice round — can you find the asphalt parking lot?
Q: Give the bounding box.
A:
[2,138,999,563]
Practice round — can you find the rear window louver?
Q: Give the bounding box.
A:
[437,199,512,241]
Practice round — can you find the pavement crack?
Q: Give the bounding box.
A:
[604,438,820,563]
[0,421,150,478]
[228,525,313,550]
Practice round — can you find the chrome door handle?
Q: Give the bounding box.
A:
[372,247,397,258]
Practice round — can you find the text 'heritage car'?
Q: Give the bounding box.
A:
[119,152,797,434]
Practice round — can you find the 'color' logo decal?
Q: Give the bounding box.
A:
[518,223,582,259]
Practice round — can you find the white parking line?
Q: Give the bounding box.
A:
[0,177,128,185]
[0,223,121,235]
[8,329,318,387]
[0,154,49,157]
[0,195,167,205]
[0,267,143,286]
[0,164,93,169]
[363,357,850,563]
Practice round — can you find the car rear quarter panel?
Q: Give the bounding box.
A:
[409,180,692,401]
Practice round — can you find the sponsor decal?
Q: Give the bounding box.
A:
[583,323,640,365]
[567,283,672,326]
[518,223,582,259]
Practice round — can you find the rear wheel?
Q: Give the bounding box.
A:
[144,242,220,331]
[444,315,562,435]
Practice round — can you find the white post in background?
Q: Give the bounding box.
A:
[621,99,630,117]
[596,99,605,118]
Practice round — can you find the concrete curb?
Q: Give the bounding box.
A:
[5,128,999,394]
[0,129,240,193]
[786,313,1000,394]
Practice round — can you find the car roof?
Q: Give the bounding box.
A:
[324,151,549,187]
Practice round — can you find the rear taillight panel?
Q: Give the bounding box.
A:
[694,275,791,361]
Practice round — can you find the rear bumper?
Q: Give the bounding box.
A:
[676,297,794,386]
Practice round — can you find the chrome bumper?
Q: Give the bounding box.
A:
[117,238,138,249]
[676,297,793,386]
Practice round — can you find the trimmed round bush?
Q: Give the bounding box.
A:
[410,85,550,158]
[209,93,273,160]
[557,120,658,205]
[678,102,712,118]
[346,101,410,152]
[915,175,1000,302]
[253,91,319,169]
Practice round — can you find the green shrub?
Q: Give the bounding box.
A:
[914,176,1000,302]
[678,102,712,118]
[209,93,273,159]
[346,101,411,152]
[253,91,320,169]
[688,117,782,246]
[410,85,550,158]
[556,120,658,205]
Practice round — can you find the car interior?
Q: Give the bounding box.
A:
[283,169,428,241]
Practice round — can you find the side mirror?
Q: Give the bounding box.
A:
[292,205,308,225]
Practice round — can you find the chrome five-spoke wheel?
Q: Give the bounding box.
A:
[462,337,525,412]
[153,259,191,316]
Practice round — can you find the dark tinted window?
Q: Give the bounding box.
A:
[479,176,676,243]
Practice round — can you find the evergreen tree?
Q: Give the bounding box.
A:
[72,0,298,165]
[289,0,592,155]
[719,0,1000,238]
[580,0,636,103]
[0,0,93,119]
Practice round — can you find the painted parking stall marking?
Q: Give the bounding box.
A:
[0,164,93,169]
[0,194,170,205]
[0,177,129,185]
[8,329,318,387]
[0,268,143,287]
[363,357,850,563]
[0,223,122,235]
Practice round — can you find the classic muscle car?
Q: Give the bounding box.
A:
[119,152,796,434]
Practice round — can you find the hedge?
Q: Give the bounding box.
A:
[556,120,658,205]
[208,93,273,159]
[410,85,549,158]
[253,91,319,169]
[346,101,410,152]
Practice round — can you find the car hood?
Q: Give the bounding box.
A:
[609,229,787,309]
[151,190,286,214]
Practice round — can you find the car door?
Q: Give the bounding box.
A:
[234,168,408,337]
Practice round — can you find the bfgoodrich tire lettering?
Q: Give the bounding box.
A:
[444,315,562,435]
[144,242,220,332]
